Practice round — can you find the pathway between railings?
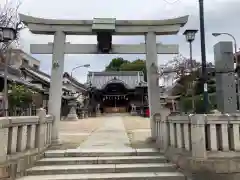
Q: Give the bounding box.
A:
[13,113,185,180]
[78,115,131,149]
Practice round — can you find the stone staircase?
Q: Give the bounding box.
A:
[17,148,185,180]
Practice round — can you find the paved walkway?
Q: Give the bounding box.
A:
[78,116,131,149]
[54,114,152,150]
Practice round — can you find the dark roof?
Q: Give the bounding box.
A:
[20,67,72,92]
[0,64,46,92]
[21,67,50,84]
[63,72,87,92]
[88,71,144,76]
[0,74,45,92]
[87,71,146,89]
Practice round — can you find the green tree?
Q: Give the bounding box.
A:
[8,84,34,108]
[120,59,147,80]
[105,57,129,71]
[105,58,147,81]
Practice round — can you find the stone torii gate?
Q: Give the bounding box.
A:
[19,14,188,143]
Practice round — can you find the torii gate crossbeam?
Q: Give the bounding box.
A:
[30,43,179,54]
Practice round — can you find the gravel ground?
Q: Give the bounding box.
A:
[49,117,106,150]
[122,116,150,131]
[122,116,155,149]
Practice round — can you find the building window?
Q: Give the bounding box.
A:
[22,59,29,66]
[33,64,39,70]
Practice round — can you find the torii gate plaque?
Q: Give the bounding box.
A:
[20,14,188,143]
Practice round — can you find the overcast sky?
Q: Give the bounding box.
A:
[15,0,239,83]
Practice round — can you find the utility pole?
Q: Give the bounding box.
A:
[189,41,195,112]
[199,0,208,113]
[3,49,10,116]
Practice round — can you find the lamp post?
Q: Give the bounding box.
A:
[70,64,90,77]
[198,0,208,113]
[183,29,198,112]
[0,27,17,117]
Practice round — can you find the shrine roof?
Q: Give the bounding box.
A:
[88,71,144,76]
[63,72,87,92]
[87,71,145,89]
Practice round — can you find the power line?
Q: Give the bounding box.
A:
[162,0,181,4]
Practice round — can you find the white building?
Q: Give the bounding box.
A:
[8,49,40,70]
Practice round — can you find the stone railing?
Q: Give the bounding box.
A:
[155,112,240,176]
[0,108,54,179]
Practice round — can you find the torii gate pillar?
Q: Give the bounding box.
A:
[48,31,66,143]
[145,32,161,139]
[19,14,188,143]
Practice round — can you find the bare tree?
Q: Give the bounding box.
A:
[0,0,23,116]
[158,54,188,87]
[160,54,203,112]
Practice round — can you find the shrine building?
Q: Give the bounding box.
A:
[87,71,148,113]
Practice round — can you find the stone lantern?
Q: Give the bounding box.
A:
[66,96,79,121]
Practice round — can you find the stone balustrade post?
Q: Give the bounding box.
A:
[0,119,8,179]
[153,113,161,142]
[157,108,170,151]
[36,108,47,150]
[0,120,8,164]
[190,114,207,159]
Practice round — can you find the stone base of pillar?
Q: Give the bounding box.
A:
[81,111,88,119]
[79,111,83,119]
[130,111,138,116]
[149,136,157,142]
[66,114,79,121]
[66,107,79,121]
[51,138,62,146]
[96,111,101,117]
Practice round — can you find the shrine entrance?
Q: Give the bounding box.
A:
[20,13,188,142]
[101,81,130,113]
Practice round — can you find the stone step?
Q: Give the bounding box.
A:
[27,163,177,175]
[36,156,167,166]
[44,148,160,158]
[17,172,185,180]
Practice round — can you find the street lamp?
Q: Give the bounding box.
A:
[212,33,237,54]
[183,29,198,43]
[0,27,17,117]
[183,29,198,112]
[71,64,90,77]
[0,27,17,42]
